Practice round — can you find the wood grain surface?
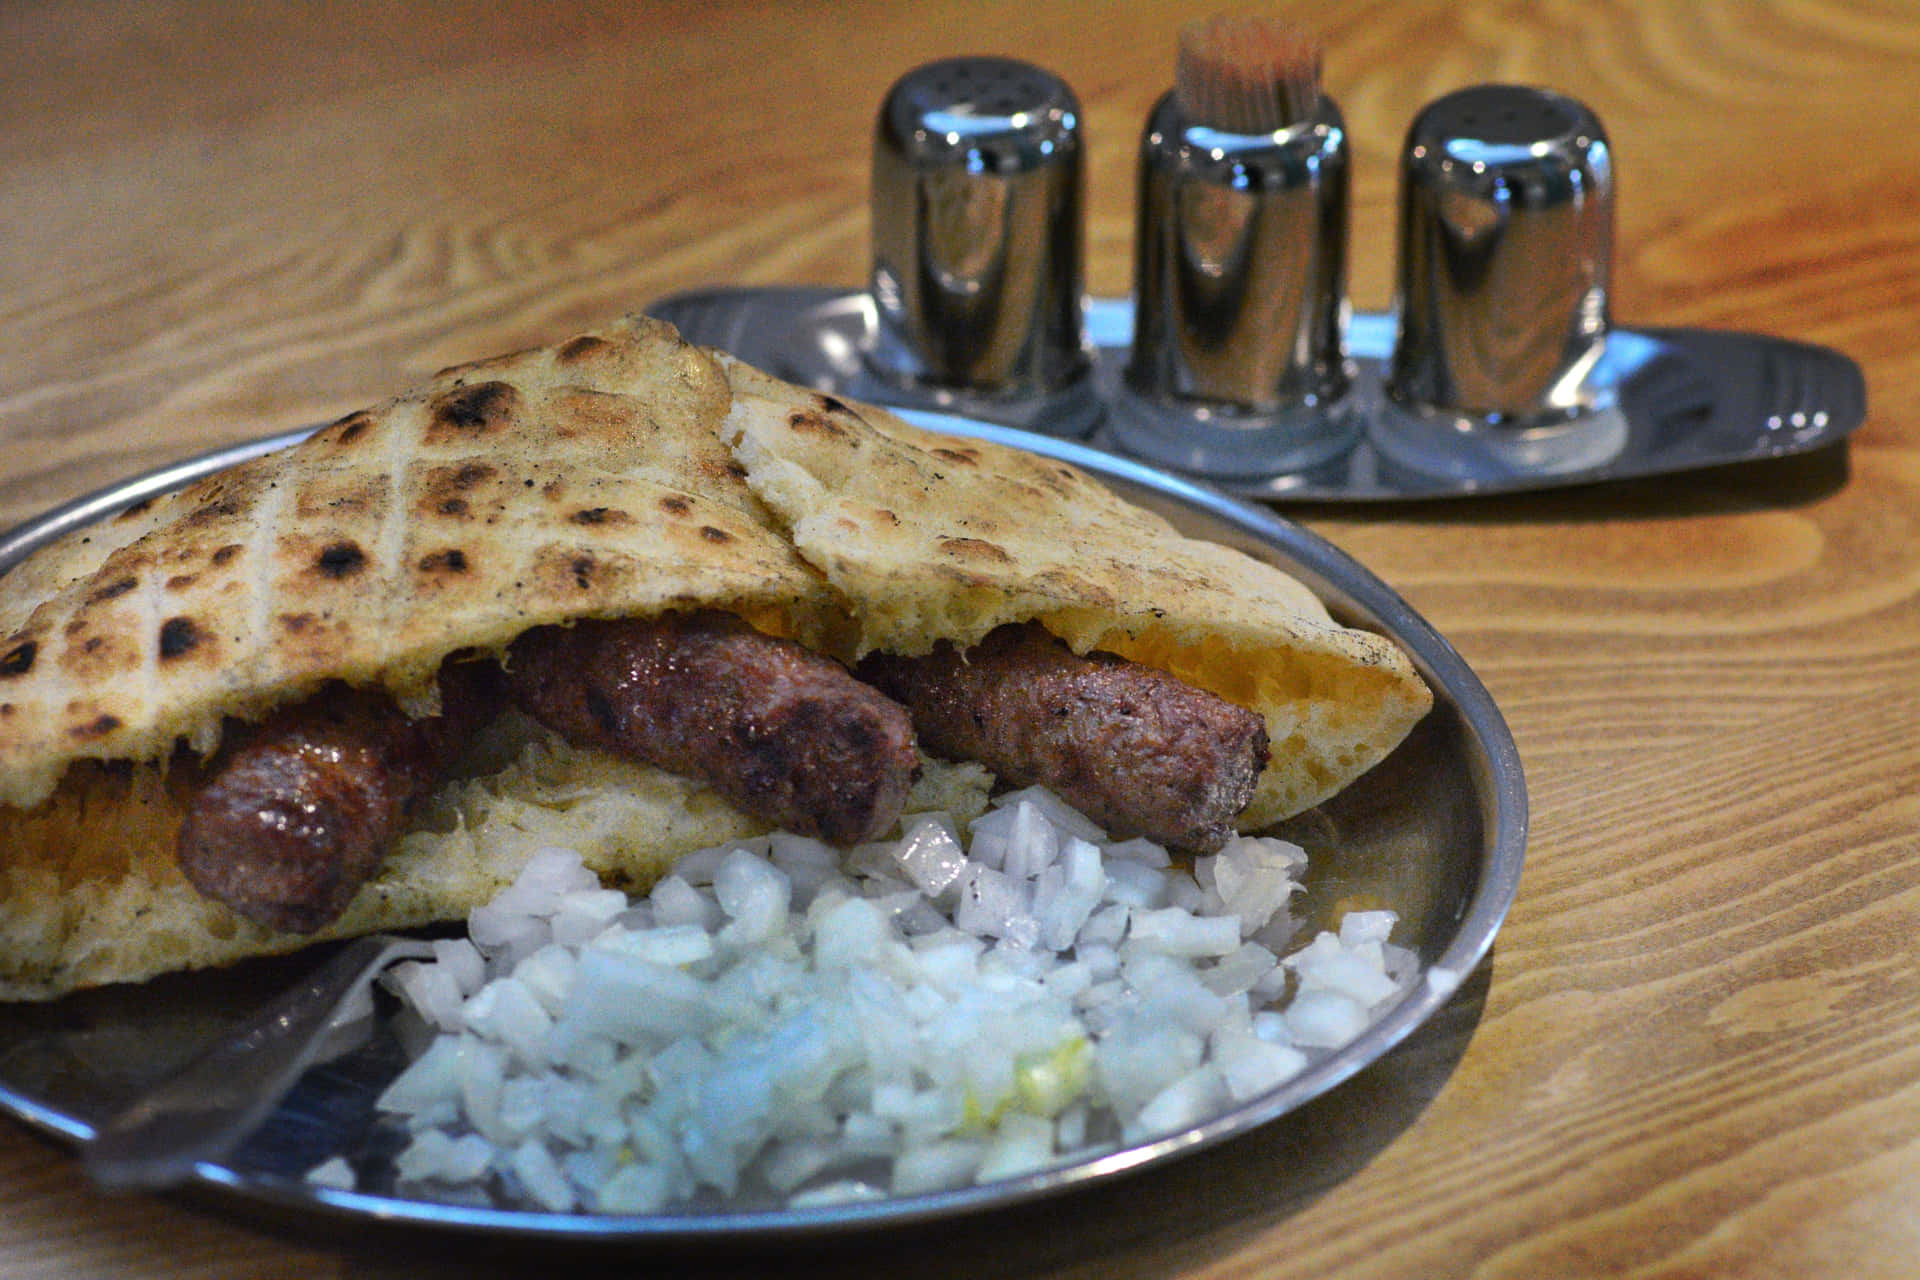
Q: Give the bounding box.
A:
[3,1,1917,1277]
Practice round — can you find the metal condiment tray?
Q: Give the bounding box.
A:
[649,287,1865,502]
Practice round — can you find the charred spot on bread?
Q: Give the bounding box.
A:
[184,498,245,527]
[427,381,518,441]
[659,496,693,517]
[69,713,122,740]
[86,575,139,604]
[428,462,498,492]
[570,507,629,526]
[419,463,498,520]
[315,542,368,578]
[157,617,203,660]
[558,335,612,363]
[327,411,375,445]
[0,639,36,677]
[418,548,470,575]
[786,408,851,440]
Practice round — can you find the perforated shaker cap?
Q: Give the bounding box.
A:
[869,57,1087,393]
[1388,84,1614,420]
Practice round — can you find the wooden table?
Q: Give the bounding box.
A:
[3,2,1916,1276]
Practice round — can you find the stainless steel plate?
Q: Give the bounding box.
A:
[0,415,1525,1242]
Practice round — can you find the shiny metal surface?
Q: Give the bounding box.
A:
[0,419,1523,1242]
[866,57,1090,418]
[1125,93,1350,414]
[650,287,1867,502]
[1112,92,1355,478]
[1387,86,1614,423]
[82,934,433,1192]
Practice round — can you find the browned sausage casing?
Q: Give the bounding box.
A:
[174,671,487,934]
[506,612,920,847]
[857,623,1270,852]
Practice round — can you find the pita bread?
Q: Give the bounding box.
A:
[0,316,1428,999]
[719,357,1430,829]
[0,318,836,810]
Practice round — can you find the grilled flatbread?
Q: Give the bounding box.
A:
[719,356,1427,829]
[0,316,1429,999]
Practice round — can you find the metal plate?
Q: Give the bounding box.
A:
[649,287,1865,502]
[0,416,1525,1242]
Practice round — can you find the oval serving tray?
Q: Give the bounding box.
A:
[0,412,1525,1244]
[649,286,1865,503]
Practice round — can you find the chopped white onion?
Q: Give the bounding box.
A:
[348,786,1411,1211]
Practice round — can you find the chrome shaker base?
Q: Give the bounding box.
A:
[647,286,1865,503]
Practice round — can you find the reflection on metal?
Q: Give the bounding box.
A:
[1390,89,1614,418]
[1110,93,1356,478]
[864,57,1100,437]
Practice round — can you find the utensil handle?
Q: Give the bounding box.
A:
[81,933,432,1192]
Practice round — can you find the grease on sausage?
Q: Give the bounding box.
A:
[174,671,488,934]
[506,612,920,847]
[857,623,1269,852]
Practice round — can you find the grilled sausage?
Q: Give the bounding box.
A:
[174,667,492,934]
[505,612,920,847]
[173,614,1260,935]
[857,623,1269,852]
